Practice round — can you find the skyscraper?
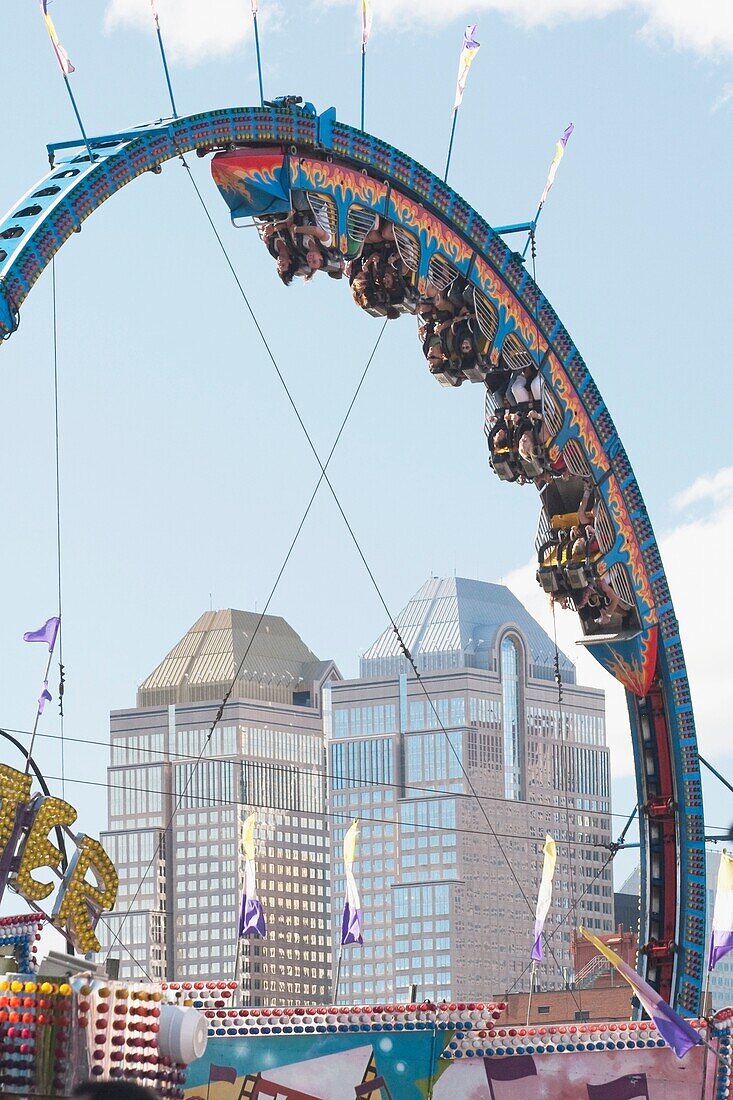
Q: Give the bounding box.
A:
[98,609,336,1005]
[328,577,612,1004]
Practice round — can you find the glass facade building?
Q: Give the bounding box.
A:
[328,577,612,1004]
[98,609,335,1005]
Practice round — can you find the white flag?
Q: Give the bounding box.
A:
[453,24,480,112]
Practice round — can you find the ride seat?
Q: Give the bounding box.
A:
[550,511,582,530]
[519,453,545,480]
[430,365,463,387]
[564,563,591,589]
[491,447,519,481]
[537,566,563,594]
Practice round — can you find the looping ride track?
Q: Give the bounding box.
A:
[0,103,705,1014]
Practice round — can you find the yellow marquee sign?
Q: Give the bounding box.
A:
[0,763,118,953]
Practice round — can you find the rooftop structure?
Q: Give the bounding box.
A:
[360,576,576,683]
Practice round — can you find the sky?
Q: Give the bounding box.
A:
[0,0,731,918]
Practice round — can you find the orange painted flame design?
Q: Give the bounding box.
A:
[211,157,280,199]
[296,158,386,210]
[605,478,655,626]
[548,356,608,477]
[388,191,473,269]
[473,255,546,355]
[603,627,658,696]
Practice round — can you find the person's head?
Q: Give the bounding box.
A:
[382,270,396,289]
[460,338,473,355]
[352,284,370,309]
[72,1083,160,1100]
[572,537,587,557]
[306,248,325,270]
[276,251,292,277]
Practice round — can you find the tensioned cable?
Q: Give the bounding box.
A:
[388,643,582,1008]
[551,599,582,1006]
[2,723,624,826]
[51,258,66,798]
[178,160,605,1002]
[26,766,639,850]
[526,231,585,989]
[507,765,642,996]
[506,848,617,997]
[106,312,388,959]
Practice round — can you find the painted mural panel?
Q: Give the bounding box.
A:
[184,1034,716,1100]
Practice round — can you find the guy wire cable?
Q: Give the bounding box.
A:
[106,312,388,959]
[181,158,582,999]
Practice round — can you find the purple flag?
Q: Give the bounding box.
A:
[24,616,60,653]
[238,812,266,938]
[341,820,363,946]
[581,926,702,1060]
[37,680,52,715]
[238,893,266,939]
[587,1075,649,1100]
[709,852,733,970]
[484,1055,537,1081]
[341,900,363,946]
[208,1064,237,1084]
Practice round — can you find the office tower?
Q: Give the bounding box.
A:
[98,609,336,1005]
[327,577,612,1004]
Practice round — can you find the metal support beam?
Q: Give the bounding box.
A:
[493,221,535,235]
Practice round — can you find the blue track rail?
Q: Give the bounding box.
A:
[0,105,705,1013]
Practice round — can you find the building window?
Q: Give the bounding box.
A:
[500,635,523,800]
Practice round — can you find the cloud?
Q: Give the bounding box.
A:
[504,465,733,777]
[323,0,733,58]
[672,466,733,509]
[104,0,257,65]
[106,0,733,64]
[713,82,733,111]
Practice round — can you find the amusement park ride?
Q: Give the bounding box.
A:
[0,89,728,1098]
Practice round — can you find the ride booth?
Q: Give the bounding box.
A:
[0,914,208,1096]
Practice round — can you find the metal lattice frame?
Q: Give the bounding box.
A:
[0,105,706,1014]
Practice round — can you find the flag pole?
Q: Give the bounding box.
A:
[444,110,458,183]
[152,9,178,118]
[333,945,343,1004]
[521,203,543,259]
[525,961,536,1026]
[252,8,264,107]
[60,74,93,162]
[25,647,55,770]
[703,965,712,1018]
[360,44,366,130]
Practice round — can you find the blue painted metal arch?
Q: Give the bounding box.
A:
[0,105,706,1014]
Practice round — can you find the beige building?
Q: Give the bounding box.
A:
[328,577,612,1004]
[98,609,337,1005]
